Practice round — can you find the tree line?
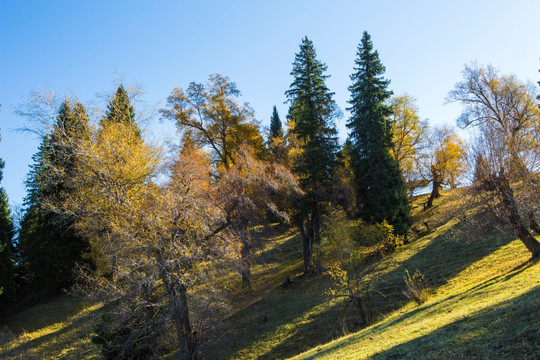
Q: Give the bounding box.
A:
[1,31,540,359]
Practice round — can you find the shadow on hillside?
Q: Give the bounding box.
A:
[3,296,94,334]
[206,211,516,360]
[252,226,300,267]
[1,300,101,359]
[367,219,513,320]
[373,285,540,360]
[203,274,344,360]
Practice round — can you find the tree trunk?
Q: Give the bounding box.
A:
[298,221,314,275]
[529,212,540,234]
[425,179,441,209]
[178,284,198,360]
[236,218,252,289]
[498,174,540,258]
[160,271,198,360]
[312,211,323,274]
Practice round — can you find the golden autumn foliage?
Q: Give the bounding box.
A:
[420,126,467,208]
[390,94,429,195]
[161,73,266,169]
[56,121,229,358]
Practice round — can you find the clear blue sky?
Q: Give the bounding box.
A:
[1,0,540,207]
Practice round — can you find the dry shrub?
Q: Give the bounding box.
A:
[403,269,429,305]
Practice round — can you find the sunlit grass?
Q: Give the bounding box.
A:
[0,297,101,359]
[2,189,539,359]
[292,239,539,359]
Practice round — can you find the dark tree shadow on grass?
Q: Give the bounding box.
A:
[1,299,101,359]
[366,218,514,322]
[372,285,540,360]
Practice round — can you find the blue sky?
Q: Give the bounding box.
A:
[1,0,540,206]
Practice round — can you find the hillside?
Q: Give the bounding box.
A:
[1,188,539,359]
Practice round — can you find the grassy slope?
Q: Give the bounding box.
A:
[290,191,540,360]
[1,189,539,359]
[0,297,101,359]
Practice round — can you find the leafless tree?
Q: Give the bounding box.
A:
[448,63,540,258]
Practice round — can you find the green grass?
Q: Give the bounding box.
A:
[1,189,539,359]
[0,296,101,359]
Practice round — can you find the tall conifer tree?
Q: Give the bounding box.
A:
[101,85,140,137]
[269,105,283,139]
[286,37,339,274]
[19,101,92,289]
[0,138,15,303]
[347,32,411,235]
[267,106,288,166]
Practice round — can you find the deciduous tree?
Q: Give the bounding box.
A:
[161,74,265,169]
[448,63,540,258]
[390,94,429,196]
[61,120,228,359]
[162,75,295,288]
[420,126,467,209]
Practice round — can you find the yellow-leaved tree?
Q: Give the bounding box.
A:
[448,63,540,258]
[162,74,300,288]
[62,120,227,359]
[419,126,467,209]
[390,94,429,196]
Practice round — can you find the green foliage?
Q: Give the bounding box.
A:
[0,123,15,305]
[403,269,429,305]
[269,105,283,139]
[285,36,339,273]
[18,101,92,290]
[347,31,411,236]
[355,219,404,255]
[267,106,289,167]
[333,140,356,218]
[0,174,15,304]
[286,36,339,194]
[102,85,140,137]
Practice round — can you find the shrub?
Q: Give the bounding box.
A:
[356,220,404,255]
[403,269,429,305]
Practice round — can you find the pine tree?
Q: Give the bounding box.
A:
[0,149,15,304]
[285,36,339,274]
[267,106,288,166]
[102,85,140,137]
[347,32,411,236]
[269,105,283,139]
[19,101,92,290]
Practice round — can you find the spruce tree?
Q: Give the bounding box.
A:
[0,148,15,304]
[267,106,288,166]
[101,85,140,137]
[286,36,339,274]
[269,105,283,139]
[19,101,92,290]
[347,31,411,236]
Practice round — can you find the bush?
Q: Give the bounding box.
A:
[92,299,162,360]
[356,220,404,255]
[403,269,429,305]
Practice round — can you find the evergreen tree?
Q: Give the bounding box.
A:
[347,31,411,235]
[285,36,339,274]
[19,101,92,290]
[101,85,140,137]
[269,105,283,139]
[0,146,16,304]
[267,106,288,166]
